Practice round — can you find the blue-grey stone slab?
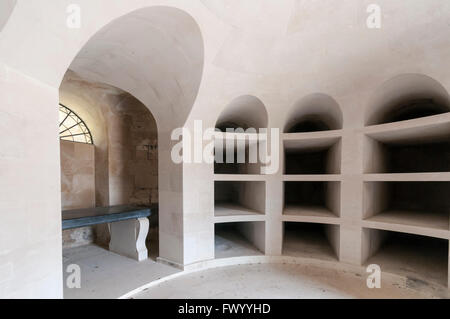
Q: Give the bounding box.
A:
[62,205,152,230]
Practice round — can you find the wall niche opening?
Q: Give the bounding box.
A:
[363,229,448,287]
[284,181,340,217]
[365,135,450,174]
[287,118,331,133]
[381,99,447,124]
[363,182,450,230]
[284,139,341,175]
[215,181,266,216]
[215,222,265,259]
[215,95,268,131]
[284,93,343,133]
[214,138,265,175]
[366,74,450,126]
[282,222,339,261]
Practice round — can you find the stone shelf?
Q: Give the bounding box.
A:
[283,129,342,140]
[283,175,341,182]
[283,132,341,153]
[214,203,265,223]
[363,113,450,144]
[364,173,450,182]
[283,205,339,225]
[363,210,449,239]
[214,174,266,181]
[214,132,266,144]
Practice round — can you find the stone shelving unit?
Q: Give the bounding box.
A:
[210,80,450,290]
[362,107,450,288]
[213,135,267,255]
[280,126,343,260]
[213,96,269,258]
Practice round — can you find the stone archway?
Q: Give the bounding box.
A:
[59,5,204,269]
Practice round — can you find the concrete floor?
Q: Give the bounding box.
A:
[63,244,179,299]
[63,242,449,299]
[132,263,444,299]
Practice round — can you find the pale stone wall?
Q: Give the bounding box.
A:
[106,94,158,207]
[60,140,95,211]
[60,140,95,248]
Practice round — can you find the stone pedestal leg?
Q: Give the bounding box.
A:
[109,218,149,261]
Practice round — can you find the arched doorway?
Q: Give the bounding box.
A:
[59,74,159,253]
[58,6,204,297]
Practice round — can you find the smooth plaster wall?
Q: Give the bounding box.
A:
[1,0,450,298]
[60,140,95,211]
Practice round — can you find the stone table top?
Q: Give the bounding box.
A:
[62,205,152,230]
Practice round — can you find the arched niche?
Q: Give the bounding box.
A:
[284,93,343,133]
[215,95,268,131]
[365,74,450,126]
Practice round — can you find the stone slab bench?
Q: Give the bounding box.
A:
[62,205,151,261]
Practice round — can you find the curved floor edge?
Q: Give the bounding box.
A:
[119,255,450,299]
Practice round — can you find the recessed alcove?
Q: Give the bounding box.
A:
[363,182,450,231]
[215,181,266,217]
[215,95,268,131]
[215,222,265,259]
[284,139,341,175]
[381,99,447,124]
[363,229,448,287]
[214,95,268,175]
[284,181,340,218]
[282,222,339,261]
[284,93,343,133]
[365,137,450,174]
[214,137,265,175]
[366,74,450,126]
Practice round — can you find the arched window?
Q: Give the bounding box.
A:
[59,104,93,144]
